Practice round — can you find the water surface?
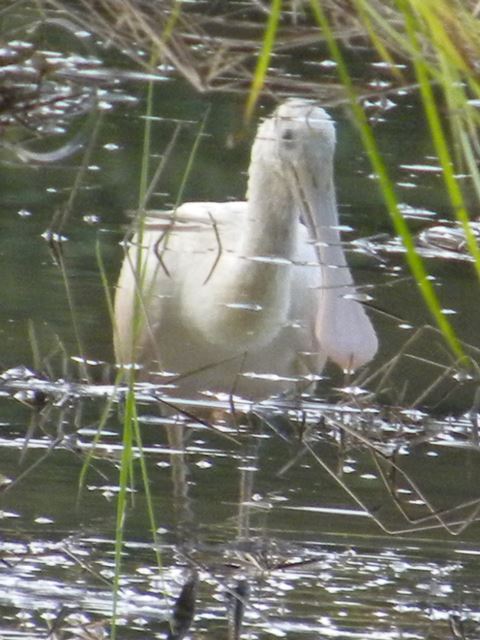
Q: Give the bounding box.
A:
[0,5,479,639]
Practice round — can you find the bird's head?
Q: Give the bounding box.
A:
[254,99,336,183]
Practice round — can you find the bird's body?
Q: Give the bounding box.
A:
[114,100,378,400]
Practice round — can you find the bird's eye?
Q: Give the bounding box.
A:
[282,128,294,141]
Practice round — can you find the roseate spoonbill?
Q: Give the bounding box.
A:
[114,100,378,400]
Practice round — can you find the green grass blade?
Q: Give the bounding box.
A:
[309,0,465,361]
[245,0,282,121]
[396,0,480,279]
[111,381,135,640]
[132,415,163,570]
[172,107,211,214]
[352,0,404,82]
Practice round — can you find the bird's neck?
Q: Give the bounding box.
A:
[242,164,298,259]
[180,163,298,353]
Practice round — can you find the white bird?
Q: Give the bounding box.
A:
[114,99,378,401]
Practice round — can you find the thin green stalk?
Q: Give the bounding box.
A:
[138,82,156,208]
[60,112,104,232]
[456,116,480,212]
[352,0,420,61]
[132,417,163,569]
[171,106,210,214]
[353,0,480,274]
[76,375,121,500]
[97,234,162,566]
[141,122,183,209]
[111,382,135,640]
[408,0,470,72]
[96,237,116,327]
[353,0,404,82]
[161,0,183,44]
[110,15,194,627]
[139,2,183,205]
[436,59,480,271]
[396,0,480,280]
[309,0,465,361]
[45,114,104,383]
[110,68,157,640]
[245,0,282,121]
[27,320,42,372]
[57,250,90,381]
[131,106,211,362]
[129,78,158,364]
[76,238,125,497]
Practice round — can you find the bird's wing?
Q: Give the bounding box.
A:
[139,201,247,232]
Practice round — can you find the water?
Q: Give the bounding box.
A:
[0,4,479,638]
